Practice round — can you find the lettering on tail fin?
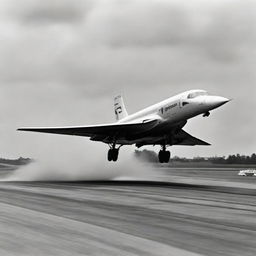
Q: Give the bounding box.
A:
[115,106,122,115]
[114,95,128,121]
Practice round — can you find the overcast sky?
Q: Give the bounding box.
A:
[0,0,255,158]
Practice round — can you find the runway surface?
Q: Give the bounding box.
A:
[0,167,256,256]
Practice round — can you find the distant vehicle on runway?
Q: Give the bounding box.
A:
[18,89,229,163]
[238,169,256,176]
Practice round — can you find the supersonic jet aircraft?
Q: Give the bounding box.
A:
[18,90,229,163]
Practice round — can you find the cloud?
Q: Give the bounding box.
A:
[86,1,191,47]
[0,0,255,85]
[0,0,255,158]
[86,0,256,56]
[6,0,94,25]
[200,1,256,62]
[0,0,254,89]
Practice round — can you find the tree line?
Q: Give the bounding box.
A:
[134,150,256,164]
[0,157,32,166]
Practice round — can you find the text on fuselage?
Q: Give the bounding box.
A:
[160,103,177,114]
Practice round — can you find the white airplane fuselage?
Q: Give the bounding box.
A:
[119,89,229,135]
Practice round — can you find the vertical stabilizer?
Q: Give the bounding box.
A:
[114,95,128,121]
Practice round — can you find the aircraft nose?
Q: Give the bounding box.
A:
[205,96,230,109]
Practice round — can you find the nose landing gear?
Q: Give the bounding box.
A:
[203,111,210,117]
[158,145,171,163]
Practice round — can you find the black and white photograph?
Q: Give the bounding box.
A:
[0,0,255,255]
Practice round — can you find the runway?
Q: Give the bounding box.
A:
[0,167,256,256]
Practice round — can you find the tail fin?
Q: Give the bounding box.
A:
[114,95,128,121]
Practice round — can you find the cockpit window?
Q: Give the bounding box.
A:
[187,91,208,99]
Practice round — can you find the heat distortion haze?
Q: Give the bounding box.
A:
[0,0,255,256]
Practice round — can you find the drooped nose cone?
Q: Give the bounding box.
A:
[205,96,230,109]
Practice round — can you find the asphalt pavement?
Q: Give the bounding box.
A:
[0,167,255,256]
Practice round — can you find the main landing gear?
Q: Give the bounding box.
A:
[108,148,119,162]
[203,111,210,117]
[107,143,122,162]
[158,145,171,163]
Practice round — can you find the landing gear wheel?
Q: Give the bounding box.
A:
[112,149,119,162]
[108,149,113,161]
[158,150,164,163]
[158,150,171,163]
[164,151,170,163]
[107,148,119,162]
